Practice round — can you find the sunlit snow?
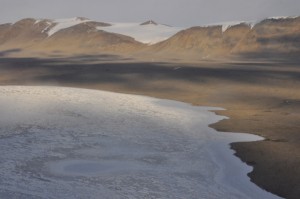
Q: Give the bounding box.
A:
[97,22,183,44]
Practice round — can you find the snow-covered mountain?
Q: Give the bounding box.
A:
[31,18,183,44]
[0,16,299,60]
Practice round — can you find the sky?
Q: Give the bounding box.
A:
[1,0,299,27]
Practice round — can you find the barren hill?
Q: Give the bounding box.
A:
[232,17,300,59]
[145,17,300,61]
[144,24,252,60]
[0,17,299,61]
[0,18,145,56]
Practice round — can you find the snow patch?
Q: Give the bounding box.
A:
[47,17,91,37]
[41,21,52,33]
[267,16,299,20]
[204,21,256,32]
[97,22,184,44]
[34,19,42,24]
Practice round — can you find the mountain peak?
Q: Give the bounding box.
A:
[140,20,158,26]
[75,17,90,21]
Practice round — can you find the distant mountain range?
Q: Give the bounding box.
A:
[0,16,299,61]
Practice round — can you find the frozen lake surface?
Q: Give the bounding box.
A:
[0,86,281,199]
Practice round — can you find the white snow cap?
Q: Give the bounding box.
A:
[97,22,184,44]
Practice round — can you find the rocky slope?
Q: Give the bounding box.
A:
[0,17,145,56]
[145,23,252,60]
[232,17,300,59]
[146,17,300,60]
[0,17,299,60]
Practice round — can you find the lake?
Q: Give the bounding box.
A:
[0,86,281,199]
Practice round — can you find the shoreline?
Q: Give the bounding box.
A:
[0,86,281,198]
[0,57,299,198]
[0,84,287,198]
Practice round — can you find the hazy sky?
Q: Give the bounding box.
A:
[1,0,299,26]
